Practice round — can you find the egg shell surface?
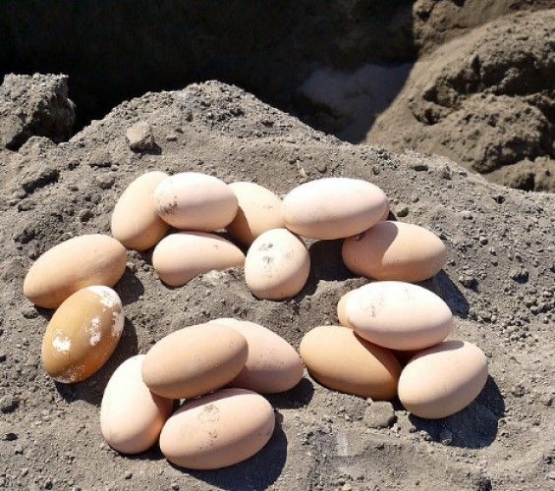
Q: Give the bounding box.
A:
[299,325,401,400]
[209,318,304,393]
[342,221,447,282]
[398,340,488,419]
[282,177,388,240]
[110,171,170,251]
[41,286,124,383]
[152,231,245,287]
[154,172,238,231]
[337,290,356,328]
[346,281,453,350]
[142,323,249,399]
[244,228,310,300]
[100,355,174,454]
[226,181,284,246]
[23,234,127,309]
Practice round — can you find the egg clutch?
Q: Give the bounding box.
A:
[22,173,489,470]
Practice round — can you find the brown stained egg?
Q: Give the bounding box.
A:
[342,221,447,282]
[100,355,174,454]
[299,325,401,400]
[160,388,275,470]
[152,231,245,287]
[398,340,488,419]
[345,281,453,351]
[154,172,238,231]
[337,290,357,328]
[282,177,388,240]
[41,286,124,383]
[23,234,127,309]
[244,228,310,300]
[142,323,249,399]
[209,318,303,393]
[110,171,170,251]
[226,181,284,246]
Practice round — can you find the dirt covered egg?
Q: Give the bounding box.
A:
[41,286,124,383]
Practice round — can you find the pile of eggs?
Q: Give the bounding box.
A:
[22,171,489,469]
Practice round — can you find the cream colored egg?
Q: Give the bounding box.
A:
[299,325,401,400]
[142,323,248,399]
[23,234,127,309]
[160,388,275,470]
[100,355,174,454]
[342,221,447,282]
[337,290,357,328]
[41,286,124,383]
[226,182,284,246]
[209,318,303,393]
[111,171,170,251]
[244,228,310,300]
[345,281,453,350]
[282,177,388,240]
[152,231,245,287]
[398,340,488,419]
[154,172,238,231]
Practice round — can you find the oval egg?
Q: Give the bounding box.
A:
[299,325,401,400]
[23,234,127,309]
[337,290,357,328]
[41,286,124,383]
[100,355,174,454]
[160,388,275,470]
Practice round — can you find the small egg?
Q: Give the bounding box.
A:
[152,231,245,287]
[398,340,488,419]
[299,325,401,400]
[110,171,170,251]
[160,388,275,470]
[337,290,357,328]
[41,286,124,383]
[142,323,248,399]
[23,234,127,309]
[244,228,310,300]
[100,355,174,454]
[342,221,447,282]
[154,172,238,231]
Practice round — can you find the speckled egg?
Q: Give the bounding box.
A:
[41,286,124,383]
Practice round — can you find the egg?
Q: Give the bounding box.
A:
[23,234,127,309]
[398,340,488,419]
[209,318,303,393]
[226,181,284,246]
[160,388,275,470]
[345,281,453,350]
[299,325,401,400]
[142,323,248,399]
[100,355,174,454]
[110,171,170,251]
[337,290,356,328]
[41,286,124,383]
[152,231,245,287]
[154,172,238,231]
[282,177,388,240]
[342,221,447,282]
[244,228,310,300]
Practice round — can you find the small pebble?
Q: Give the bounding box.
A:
[126,121,155,152]
[0,395,20,414]
[363,401,395,429]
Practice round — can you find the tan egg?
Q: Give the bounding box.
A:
[226,182,284,246]
[23,234,127,309]
[398,340,488,419]
[378,200,391,221]
[160,388,275,470]
[342,221,447,282]
[299,325,401,400]
[154,172,238,231]
[209,318,303,393]
[100,355,174,454]
[337,290,357,328]
[244,228,310,300]
[110,171,170,251]
[152,231,245,287]
[41,286,124,383]
[282,177,388,240]
[142,323,248,399]
[345,281,453,351]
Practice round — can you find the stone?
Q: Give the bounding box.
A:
[363,401,395,429]
[126,121,155,152]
